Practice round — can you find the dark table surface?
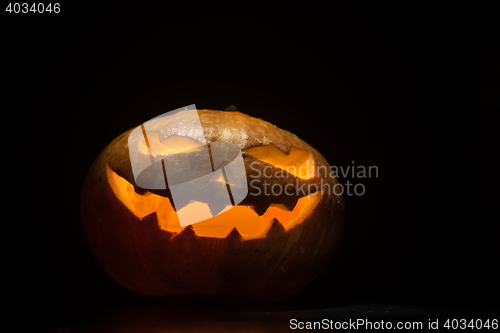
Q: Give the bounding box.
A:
[27,301,499,332]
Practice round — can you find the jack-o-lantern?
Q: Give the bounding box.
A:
[81,109,344,302]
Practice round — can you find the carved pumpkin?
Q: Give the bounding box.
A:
[81,109,344,302]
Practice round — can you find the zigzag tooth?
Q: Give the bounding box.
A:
[207,201,230,218]
[282,196,299,211]
[225,227,243,241]
[247,203,271,216]
[142,212,177,238]
[141,211,158,223]
[173,224,197,239]
[133,184,149,195]
[266,218,286,237]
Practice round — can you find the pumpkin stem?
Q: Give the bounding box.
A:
[224,104,238,111]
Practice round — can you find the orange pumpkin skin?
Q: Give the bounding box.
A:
[81,110,344,302]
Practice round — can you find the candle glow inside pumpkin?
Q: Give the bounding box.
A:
[106,144,322,239]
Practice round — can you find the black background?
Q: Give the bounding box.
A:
[4,2,499,331]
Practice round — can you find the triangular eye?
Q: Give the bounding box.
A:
[244,145,316,179]
[106,163,323,239]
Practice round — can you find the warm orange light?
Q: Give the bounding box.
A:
[106,163,321,240]
[245,145,316,179]
[138,132,204,157]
